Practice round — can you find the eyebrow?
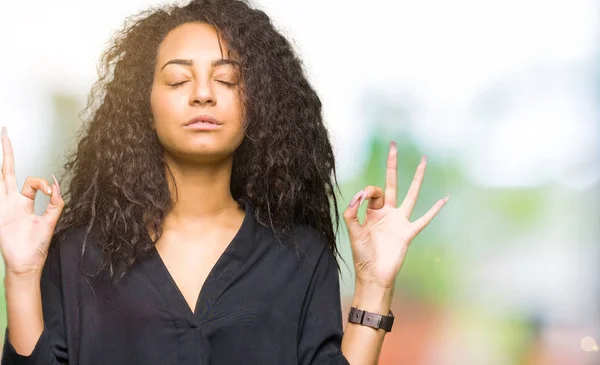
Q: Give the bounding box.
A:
[160,58,240,71]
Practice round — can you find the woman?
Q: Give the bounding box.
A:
[0,0,448,364]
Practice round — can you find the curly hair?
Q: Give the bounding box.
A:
[55,0,342,282]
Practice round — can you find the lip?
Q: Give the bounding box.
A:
[183,114,223,130]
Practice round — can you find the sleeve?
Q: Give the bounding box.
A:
[1,237,69,365]
[297,246,350,365]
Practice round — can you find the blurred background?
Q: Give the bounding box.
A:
[0,0,598,363]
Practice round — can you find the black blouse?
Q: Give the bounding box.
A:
[1,198,350,364]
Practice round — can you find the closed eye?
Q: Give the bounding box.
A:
[168,81,188,88]
[216,80,237,87]
[168,80,236,88]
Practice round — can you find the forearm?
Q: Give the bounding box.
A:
[4,271,44,356]
[341,281,394,365]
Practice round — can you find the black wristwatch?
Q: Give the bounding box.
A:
[348,306,394,332]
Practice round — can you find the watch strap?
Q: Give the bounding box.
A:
[348,306,394,332]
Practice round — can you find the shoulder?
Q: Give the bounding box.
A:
[290,223,328,249]
[51,225,95,254]
[47,225,103,273]
[253,220,331,265]
[288,223,336,269]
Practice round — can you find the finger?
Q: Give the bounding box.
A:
[51,173,61,195]
[21,176,52,200]
[21,176,52,213]
[343,189,364,238]
[1,127,18,193]
[42,177,64,229]
[398,155,427,219]
[360,185,385,210]
[411,195,450,237]
[384,141,398,207]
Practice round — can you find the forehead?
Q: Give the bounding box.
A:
[156,22,229,62]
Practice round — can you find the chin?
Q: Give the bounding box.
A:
[167,143,234,164]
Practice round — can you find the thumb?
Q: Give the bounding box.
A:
[342,189,364,239]
[42,174,65,229]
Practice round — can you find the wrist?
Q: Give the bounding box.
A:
[352,280,394,314]
[4,270,42,288]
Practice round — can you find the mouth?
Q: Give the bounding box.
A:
[184,114,223,126]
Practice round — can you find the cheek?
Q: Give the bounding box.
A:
[150,86,181,125]
[150,87,164,125]
[225,92,245,124]
[228,100,245,139]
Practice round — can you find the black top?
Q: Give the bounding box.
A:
[1,198,350,365]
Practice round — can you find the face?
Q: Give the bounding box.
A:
[150,22,244,164]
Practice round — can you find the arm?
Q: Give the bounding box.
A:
[340,142,449,364]
[4,271,44,355]
[2,237,68,365]
[297,247,349,365]
[341,281,393,365]
[297,246,390,365]
[0,128,67,364]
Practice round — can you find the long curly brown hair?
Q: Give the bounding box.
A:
[55,0,342,282]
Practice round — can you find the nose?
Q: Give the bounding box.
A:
[189,79,215,106]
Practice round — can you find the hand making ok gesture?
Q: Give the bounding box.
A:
[0,127,65,277]
[343,141,449,290]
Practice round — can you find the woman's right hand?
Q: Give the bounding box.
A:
[0,126,64,277]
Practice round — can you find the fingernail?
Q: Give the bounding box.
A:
[51,173,60,194]
[421,155,427,164]
[349,190,363,207]
[444,194,451,202]
[1,126,7,138]
[47,185,52,194]
[390,140,397,150]
[358,191,368,206]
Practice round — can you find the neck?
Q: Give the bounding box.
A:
[163,153,239,227]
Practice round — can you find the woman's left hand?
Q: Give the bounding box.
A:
[343,141,449,290]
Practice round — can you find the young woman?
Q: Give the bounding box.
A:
[0,0,448,364]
